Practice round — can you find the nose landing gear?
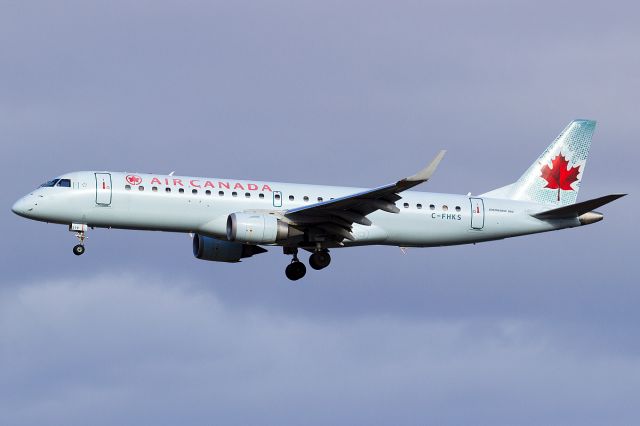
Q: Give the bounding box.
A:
[70,223,88,256]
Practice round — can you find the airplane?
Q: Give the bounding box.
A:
[11,119,625,281]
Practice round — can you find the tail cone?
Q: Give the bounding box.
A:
[578,211,603,225]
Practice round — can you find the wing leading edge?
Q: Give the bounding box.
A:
[285,151,446,241]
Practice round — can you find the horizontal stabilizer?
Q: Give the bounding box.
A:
[533,194,626,219]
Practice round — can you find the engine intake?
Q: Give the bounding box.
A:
[193,234,266,263]
[226,212,291,244]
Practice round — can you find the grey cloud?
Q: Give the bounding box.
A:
[2,274,639,426]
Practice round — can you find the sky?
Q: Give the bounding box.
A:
[1,0,639,424]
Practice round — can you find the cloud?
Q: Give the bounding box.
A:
[1,274,639,425]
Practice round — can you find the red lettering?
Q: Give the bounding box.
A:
[173,179,184,186]
[247,183,258,191]
[151,177,162,185]
[190,179,201,188]
[204,181,215,188]
[234,182,245,190]
[262,184,273,192]
[164,178,170,185]
[218,181,230,189]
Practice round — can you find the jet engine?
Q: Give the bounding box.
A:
[226,212,293,244]
[193,234,266,263]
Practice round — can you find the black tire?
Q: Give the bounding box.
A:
[285,261,306,281]
[73,244,85,256]
[309,251,331,270]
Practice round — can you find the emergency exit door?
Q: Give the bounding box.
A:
[95,173,112,206]
[470,197,484,229]
[273,191,282,208]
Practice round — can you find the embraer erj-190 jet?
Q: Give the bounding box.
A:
[12,120,625,280]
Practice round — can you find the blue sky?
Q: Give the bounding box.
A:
[1,1,639,424]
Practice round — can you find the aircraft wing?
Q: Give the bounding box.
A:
[284,150,446,241]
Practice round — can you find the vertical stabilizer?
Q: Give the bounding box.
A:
[481,119,596,206]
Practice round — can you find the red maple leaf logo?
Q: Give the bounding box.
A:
[126,175,142,185]
[540,153,580,201]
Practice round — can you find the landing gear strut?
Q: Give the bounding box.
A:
[70,223,87,256]
[309,249,331,270]
[284,248,306,281]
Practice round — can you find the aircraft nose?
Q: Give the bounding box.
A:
[11,196,32,217]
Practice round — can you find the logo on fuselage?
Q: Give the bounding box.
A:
[124,175,273,192]
[126,175,142,185]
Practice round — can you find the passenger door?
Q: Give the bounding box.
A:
[95,173,112,206]
[470,197,484,229]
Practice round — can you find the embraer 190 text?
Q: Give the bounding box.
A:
[12,120,625,280]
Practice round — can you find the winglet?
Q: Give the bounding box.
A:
[406,150,446,182]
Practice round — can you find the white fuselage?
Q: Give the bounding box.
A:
[12,171,580,248]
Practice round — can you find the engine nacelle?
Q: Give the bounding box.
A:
[192,234,267,263]
[226,212,290,244]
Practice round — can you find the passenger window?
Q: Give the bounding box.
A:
[166,187,171,193]
[139,186,144,191]
[455,206,461,212]
[192,189,198,194]
[218,191,224,196]
[275,194,281,200]
[56,179,71,187]
[125,185,131,190]
[232,191,237,197]
[403,202,409,208]
[205,190,211,196]
[303,196,309,202]
[442,205,448,211]
[179,188,184,193]
[245,192,250,198]
[429,204,435,210]
[152,186,158,192]
[259,193,265,199]
[417,203,422,209]
[289,195,295,201]
[318,197,323,202]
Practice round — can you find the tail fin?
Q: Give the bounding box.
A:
[481,119,596,206]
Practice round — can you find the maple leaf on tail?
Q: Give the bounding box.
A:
[540,153,581,201]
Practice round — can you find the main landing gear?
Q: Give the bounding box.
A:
[70,223,88,256]
[285,260,306,281]
[285,249,306,281]
[284,247,331,281]
[309,249,331,270]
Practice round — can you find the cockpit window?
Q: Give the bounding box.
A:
[40,179,59,187]
[40,178,71,188]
